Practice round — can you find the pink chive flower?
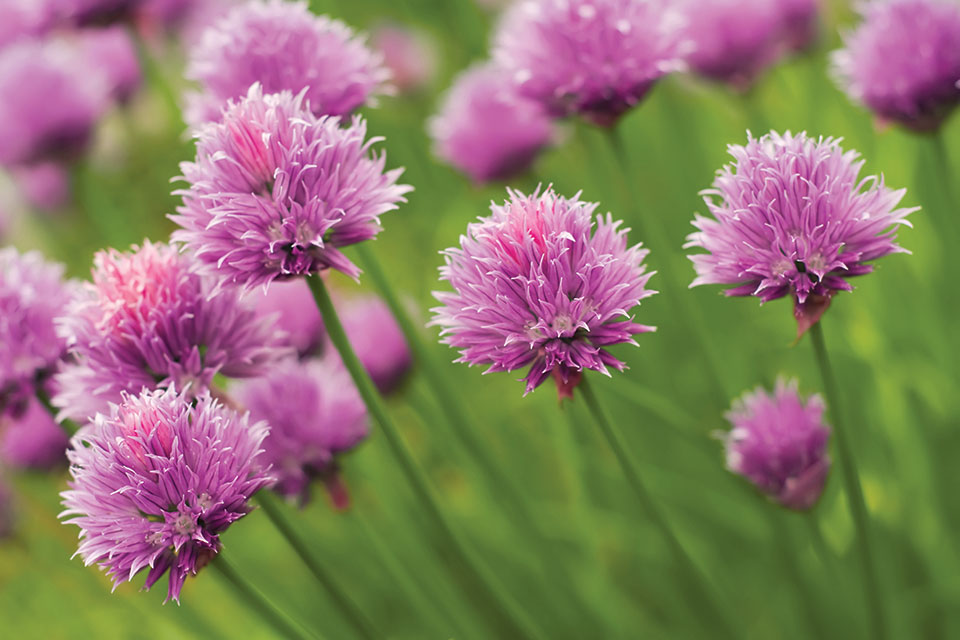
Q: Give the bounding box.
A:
[429,63,555,184]
[685,131,915,337]
[432,187,656,398]
[779,0,820,53]
[723,379,830,510]
[1,396,68,470]
[233,357,367,508]
[249,279,324,358]
[10,162,71,211]
[0,0,54,47]
[183,0,388,128]
[492,0,689,126]
[173,84,411,290]
[341,295,412,395]
[53,241,288,422]
[61,387,272,603]
[79,27,142,104]
[371,23,436,93]
[831,0,960,132]
[0,248,73,417]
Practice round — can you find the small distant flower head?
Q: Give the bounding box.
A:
[11,162,71,211]
[1,396,68,470]
[685,131,915,337]
[233,358,367,508]
[184,0,389,127]
[429,63,555,184]
[492,0,689,126]
[831,0,960,132]
[173,84,411,290]
[79,27,142,104]
[53,241,288,422]
[371,23,436,93]
[432,187,656,398]
[341,295,411,395]
[249,279,324,358]
[723,379,830,510]
[778,0,820,53]
[61,387,272,603]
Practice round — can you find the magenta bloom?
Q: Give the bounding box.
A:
[53,241,287,422]
[831,0,960,132]
[61,387,272,603]
[79,27,142,104]
[233,358,368,508]
[184,0,388,127]
[686,131,915,336]
[492,0,689,126]
[173,84,411,289]
[429,63,555,184]
[248,279,324,357]
[11,162,71,211]
[723,379,830,510]
[1,396,68,470]
[432,187,656,398]
[341,295,412,395]
[0,247,73,416]
[371,23,436,93]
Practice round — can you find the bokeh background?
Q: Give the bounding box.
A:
[2,0,959,638]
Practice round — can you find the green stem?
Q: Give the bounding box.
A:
[578,377,737,640]
[211,556,316,640]
[805,512,837,581]
[306,274,543,640]
[255,492,380,640]
[809,322,887,640]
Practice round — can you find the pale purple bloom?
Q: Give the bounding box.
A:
[429,63,555,184]
[233,357,367,508]
[248,279,324,357]
[79,27,142,104]
[184,0,388,127]
[11,162,70,211]
[1,396,68,470]
[61,387,272,603]
[341,295,411,395]
[53,241,288,422]
[371,23,436,93]
[432,187,656,398]
[492,0,689,126]
[173,84,411,289]
[831,0,960,132]
[686,131,915,336]
[779,0,819,53]
[723,379,830,510]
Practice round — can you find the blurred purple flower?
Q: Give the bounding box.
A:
[10,162,70,211]
[492,0,689,126]
[0,0,54,47]
[432,187,656,398]
[184,0,388,127]
[173,84,411,290]
[341,295,411,395]
[79,27,142,104]
[61,387,272,603]
[779,0,819,53]
[1,396,68,470]
[49,0,142,26]
[429,63,555,184]
[686,131,915,337]
[233,357,367,508]
[831,0,960,132]
[248,279,324,357]
[53,241,288,422]
[371,23,436,93]
[723,379,830,510]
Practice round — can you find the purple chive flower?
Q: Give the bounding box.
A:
[492,0,689,126]
[685,131,915,337]
[341,295,411,395]
[233,357,367,508]
[432,187,656,398]
[1,396,68,470]
[249,279,324,358]
[831,0,960,132]
[779,0,820,53]
[61,386,272,603]
[429,63,555,184]
[0,0,53,48]
[10,162,71,211]
[0,475,13,538]
[371,23,436,93]
[723,379,830,510]
[183,0,388,128]
[53,241,287,422]
[0,247,73,416]
[79,27,142,104]
[173,84,411,290]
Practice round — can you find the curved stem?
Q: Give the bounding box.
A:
[809,322,887,640]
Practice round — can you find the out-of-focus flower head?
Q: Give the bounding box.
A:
[429,63,555,184]
[0,0,54,47]
[49,0,143,27]
[10,162,71,212]
[61,387,272,603]
[722,378,830,510]
[371,23,436,93]
[78,27,142,104]
[778,0,820,53]
[248,279,324,358]
[432,186,656,398]
[341,294,411,395]
[173,84,411,290]
[0,396,68,470]
[831,0,960,132]
[686,131,915,337]
[184,0,389,128]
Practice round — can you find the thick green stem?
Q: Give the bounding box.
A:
[306,274,542,640]
[809,322,887,640]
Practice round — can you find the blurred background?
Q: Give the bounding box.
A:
[1,0,959,638]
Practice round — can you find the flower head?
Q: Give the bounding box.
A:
[432,187,656,398]
[1,396,68,470]
[53,241,288,422]
[11,162,71,211]
[233,358,367,508]
[79,27,142,104]
[184,0,388,127]
[249,279,324,358]
[492,0,689,126]
[685,131,915,336]
[61,387,272,603]
[173,84,411,289]
[723,379,830,510]
[429,63,555,184]
[371,23,436,93]
[341,295,411,395]
[831,0,960,132]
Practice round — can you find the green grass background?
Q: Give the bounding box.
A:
[2,0,959,637]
